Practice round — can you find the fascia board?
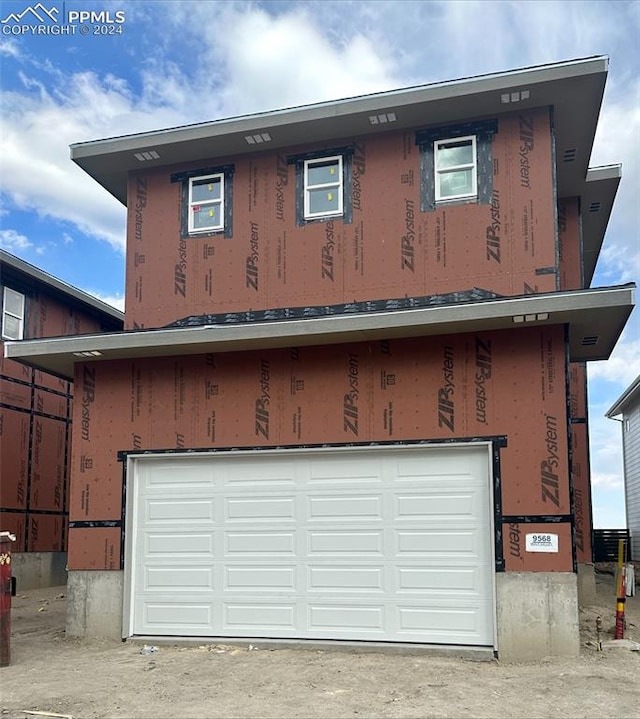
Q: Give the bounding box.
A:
[606,374,640,417]
[4,284,634,380]
[71,56,608,159]
[1,249,124,324]
[70,56,609,204]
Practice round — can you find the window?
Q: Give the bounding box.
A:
[171,165,234,239]
[416,120,497,212]
[434,136,477,201]
[2,287,25,340]
[304,156,343,219]
[188,173,224,233]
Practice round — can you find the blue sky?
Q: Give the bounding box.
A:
[1,0,638,526]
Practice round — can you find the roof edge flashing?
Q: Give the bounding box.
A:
[69,56,609,159]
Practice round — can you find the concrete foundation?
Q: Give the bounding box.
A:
[64,569,581,658]
[11,552,67,590]
[66,570,124,640]
[496,572,579,661]
[577,563,597,606]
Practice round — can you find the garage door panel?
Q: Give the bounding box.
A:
[225,566,297,590]
[145,566,214,591]
[226,531,297,555]
[308,604,385,631]
[309,458,383,484]
[223,464,297,487]
[226,496,295,520]
[396,492,477,517]
[144,602,213,629]
[308,565,385,591]
[146,499,215,521]
[225,603,296,628]
[131,446,495,645]
[143,462,215,488]
[396,529,483,555]
[308,495,382,520]
[308,530,384,555]
[394,453,485,478]
[397,605,483,635]
[396,566,487,594]
[146,533,214,556]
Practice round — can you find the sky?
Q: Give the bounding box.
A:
[0,0,638,527]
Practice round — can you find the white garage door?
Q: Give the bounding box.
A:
[127,445,495,646]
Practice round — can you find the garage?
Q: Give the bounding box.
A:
[125,444,495,646]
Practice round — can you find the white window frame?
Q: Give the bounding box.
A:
[187,173,224,234]
[2,287,25,340]
[434,135,478,202]
[303,155,344,220]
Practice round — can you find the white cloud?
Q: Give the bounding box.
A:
[588,407,626,526]
[588,337,640,385]
[0,38,20,58]
[0,228,31,251]
[207,7,398,114]
[591,472,624,490]
[0,4,400,254]
[87,291,125,312]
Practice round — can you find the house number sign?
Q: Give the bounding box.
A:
[525,533,559,553]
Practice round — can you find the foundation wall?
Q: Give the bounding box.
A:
[495,572,579,660]
[10,551,68,590]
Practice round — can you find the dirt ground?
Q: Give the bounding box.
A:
[1,567,639,719]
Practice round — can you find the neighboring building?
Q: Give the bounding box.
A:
[4,57,635,660]
[0,250,123,588]
[606,375,640,562]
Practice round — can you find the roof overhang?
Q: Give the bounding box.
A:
[581,165,621,286]
[70,56,608,206]
[1,250,124,327]
[606,374,640,418]
[4,284,634,381]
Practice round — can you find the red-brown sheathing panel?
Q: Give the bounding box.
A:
[0,408,29,509]
[0,513,26,553]
[0,356,32,384]
[1,378,31,410]
[569,362,587,420]
[502,521,573,571]
[33,369,69,394]
[67,527,120,570]
[24,293,106,339]
[68,324,571,571]
[1,286,109,554]
[125,108,556,329]
[30,416,66,512]
[27,513,64,552]
[558,197,582,291]
[571,421,592,563]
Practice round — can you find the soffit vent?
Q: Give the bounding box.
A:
[581,336,599,347]
[134,150,160,162]
[563,148,577,162]
[589,201,601,213]
[245,133,272,145]
[369,112,397,125]
[500,90,530,103]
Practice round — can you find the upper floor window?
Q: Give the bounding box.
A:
[434,136,477,201]
[2,287,25,340]
[303,156,344,220]
[416,119,497,212]
[188,174,224,233]
[170,164,234,239]
[289,147,353,227]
